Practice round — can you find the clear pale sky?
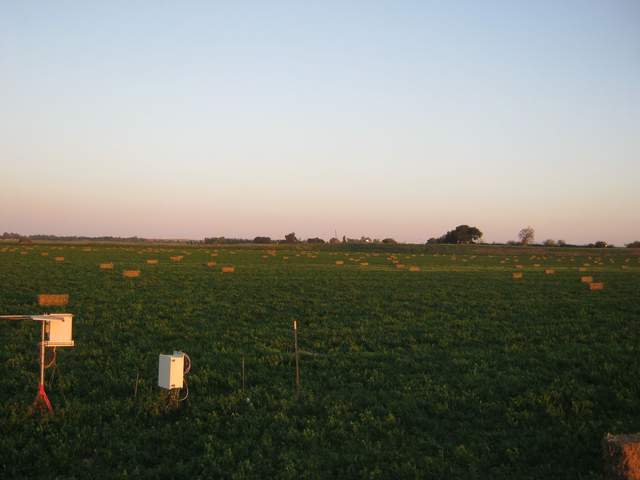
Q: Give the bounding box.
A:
[1,1,639,244]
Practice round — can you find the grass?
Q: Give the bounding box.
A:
[0,243,639,479]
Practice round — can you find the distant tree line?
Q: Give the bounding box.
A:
[3,230,639,248]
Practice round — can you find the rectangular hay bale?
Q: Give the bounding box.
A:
[512,272,523,279]
[581,276,593,283]
[603,432,640,479]
[99,262,114,270]
[38,294,69,307]
[222,266,235,273]
[590,282,604,291]
[123,270,141,278]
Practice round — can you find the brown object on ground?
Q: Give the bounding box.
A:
[170,256,183,262]
[38,294,69,306]
[99,263,114,270]
[222,266,235,273]
[147,259,158,265]
[545,269,555,274]
[123,270,140,278]
[512,272,523,279]
[207,261,217,267]
[590,282,604,291]
[54,256,64,262]
[581,276,593,283]
[409,266,421,272]
[603,433,640,480]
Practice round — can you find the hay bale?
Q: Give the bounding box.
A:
[590,282,604,291]
[146,259,158,265]
[123,270,140,278]
[515,264,523,269]
[99,263,114,270]
[545,269,555,275]
[41,252,49,256]
[581,276,593,283]
[207,261,217,267]
[335,261,344,266]
[282,256,289,260]
[409,266,421,272]
[360,262,369,267]
[54,256,65,262]
[38,294,69,306]
[512,272,523,280]
[579,267,588,272]
[170,256,183,262]
[395,264,406,269]
[222,266,235,273]
[603,433,640,479]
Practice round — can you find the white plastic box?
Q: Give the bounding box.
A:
[158,352,184,389]
[45,314,74,347]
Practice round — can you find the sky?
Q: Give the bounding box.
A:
[1,1,639,244]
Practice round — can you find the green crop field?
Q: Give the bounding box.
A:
[1,243,639,479]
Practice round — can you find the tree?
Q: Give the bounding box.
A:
[382,238,397,244]
[253,236,271,244]
[626,241,640,248]
[557,239,567,247]
[284,232,298,244]
[307,237,325,244]
[593,241,608,248]
[430,225,483,244]
[518,226,535,245]
[543,239,556,246]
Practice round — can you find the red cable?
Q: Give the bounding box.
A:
[34,384,53,413]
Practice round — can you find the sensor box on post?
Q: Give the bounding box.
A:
[45,314,74,347]
[158,352,184,389]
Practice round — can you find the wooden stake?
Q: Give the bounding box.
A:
[241,355,245,393]
[293,320,300,398]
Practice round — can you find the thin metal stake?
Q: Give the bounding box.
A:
[293,320,300,398]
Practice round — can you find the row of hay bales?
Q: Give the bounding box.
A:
[98,261,236,276]
[512,269,604,290]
